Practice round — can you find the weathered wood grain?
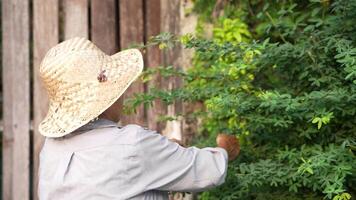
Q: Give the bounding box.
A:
[90,0,117,55]
[63,0,89,39]
[159,0,184,140]
[145,0,167,132]
[33,0,59,199]
[119,0,146,126]
[2,0,31,199]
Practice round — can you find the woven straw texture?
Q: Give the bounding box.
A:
[38,37,143,137]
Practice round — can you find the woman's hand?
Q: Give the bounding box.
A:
[216,134,240,161]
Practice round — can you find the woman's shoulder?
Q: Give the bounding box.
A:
[119,123,151,136]
[122,123,153,132]
[120,123,153,137]
[122,123,145,130]
[120,124,160,143]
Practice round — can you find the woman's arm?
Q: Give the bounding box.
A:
[170,134,240,161]
[136,126,237,193]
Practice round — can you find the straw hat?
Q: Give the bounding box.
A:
[38,37,144,137]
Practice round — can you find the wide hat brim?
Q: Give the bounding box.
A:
[38,37,144,137]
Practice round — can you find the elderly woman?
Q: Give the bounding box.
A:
[37,37,240,200]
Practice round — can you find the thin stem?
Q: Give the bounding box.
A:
[265,11,288,43]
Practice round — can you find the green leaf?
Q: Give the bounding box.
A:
[312,117,320,124]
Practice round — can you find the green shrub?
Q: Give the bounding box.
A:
[127,0,356,199]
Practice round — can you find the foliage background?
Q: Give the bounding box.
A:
[127,0,356,199]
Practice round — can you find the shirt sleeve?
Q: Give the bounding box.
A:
[136,126,228,193]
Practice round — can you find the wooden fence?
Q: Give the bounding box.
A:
[1,0,189,199]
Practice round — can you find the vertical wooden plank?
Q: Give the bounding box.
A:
[90,0,120,123]
[33,0,59,199]
[119,0,146,126]
[145,0,166,132]
[63,0,89,39]
[160,0,184,140]
[180,0,199,147]
[2,0,30,199]
[91,0,118,55]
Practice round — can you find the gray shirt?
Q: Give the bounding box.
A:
[38,118,228,200]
